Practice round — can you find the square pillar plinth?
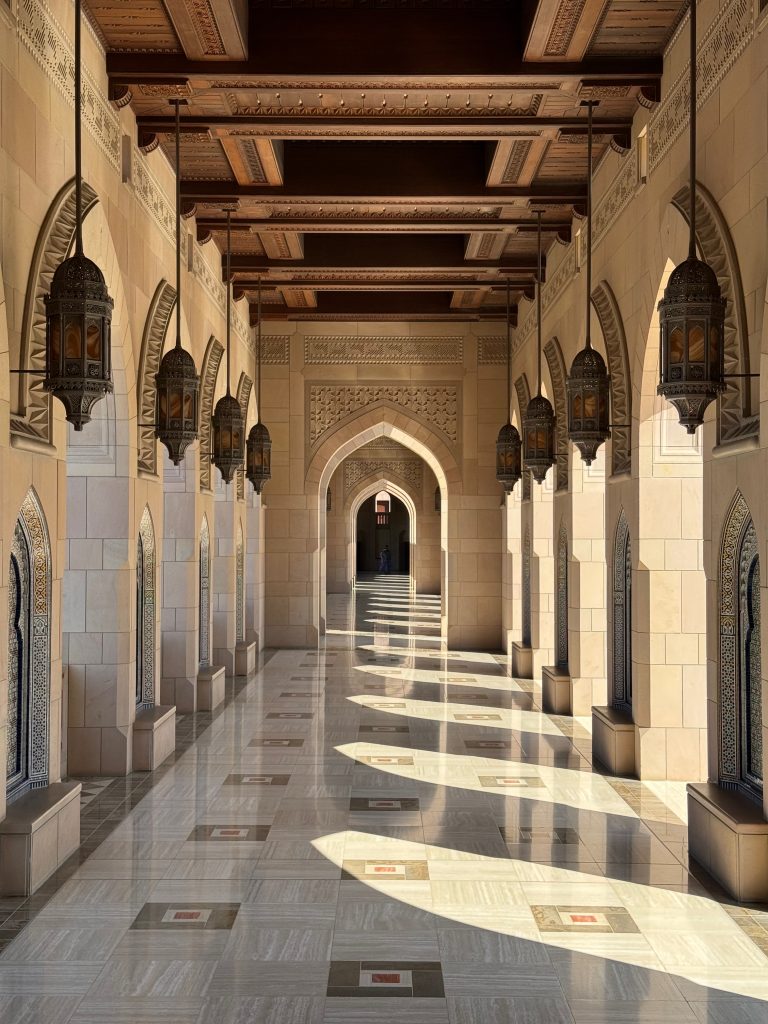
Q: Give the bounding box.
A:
[198,665,226,711]
[0,782,81,895]
[235,641,257,677]
[132,706,176,771]
[688,783,768,903]
[542,666,571,715]
[592,705,636,776]
[512,642,533,679]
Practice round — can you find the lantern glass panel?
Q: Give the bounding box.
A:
[710,326,720,374]
[573,393,582,419]
[584,392,597,418]
[86,321,101,359]
[183,391,193,419]
[65,319,82,358]
[50,321,60,363]
[688,323,705,362]
[232,427,241,449]
[669,326,684,364]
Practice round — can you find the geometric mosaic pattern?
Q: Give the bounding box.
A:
[136,505,156,706]
[199,514,211,667]
[611,508,632,710]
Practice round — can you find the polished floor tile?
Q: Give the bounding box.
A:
[1,576,767,1024]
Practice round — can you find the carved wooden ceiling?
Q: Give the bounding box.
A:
[88,0,687,320]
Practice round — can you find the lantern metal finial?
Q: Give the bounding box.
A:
[523,210,556,485]
[496,278,522,492]
[43,0,113,430]
[567,99,611,465]
[657,0,725,434]
[155,98,200,465]
[246,278,272,495]
[211,209,245,484]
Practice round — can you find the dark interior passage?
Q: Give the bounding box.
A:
[356,492,409,574]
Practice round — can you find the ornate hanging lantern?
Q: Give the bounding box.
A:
[496,279,522,492]
[657,0,725,434]
[212,210,245,484]
[155,99,200,464]
[523,211,556,484]
[246,278,272,495]
[44,0,113,431]
[567,100,611,465]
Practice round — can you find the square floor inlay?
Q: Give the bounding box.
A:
[281,691,316,698]
[327,961,444,997]
[516,826,579,844]
[364,701,407,709]
[131,902,240,931]
[464,740,510,750]
[356,755,414,766]
[479,775,544,788]
[342,860,429,881]
[188,825,270,842]
[223,773,291,786]
[532,905,640,934]
[266,712,314,720]
[359,725,410,734]
[248,738,305,747]
[350,797,420,811]
[453,713,502,721]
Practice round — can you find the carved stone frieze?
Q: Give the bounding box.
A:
[309,384,458,446]
[305,336,463,365]
[344,459,423,497]
[478,336,506,365]
[137,280,177,476]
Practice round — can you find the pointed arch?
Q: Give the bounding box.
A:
[719,492,762,797]
[199,336,224,491]
[592,281,632,477]
[544,337,569,491]
[136,506,156,706]
[6,489,51,799]
[199,514,211,667]
[556,521,568,670]
[672,182,755,442]
[13,179,98,442]
[611,509,632,710]
[137,280,177,475]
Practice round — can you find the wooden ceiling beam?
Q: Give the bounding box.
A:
[162,0,248,61]
[525,0,612,62]
[234,278,534,291]
[181,181,585,203]
[195,215,573,233]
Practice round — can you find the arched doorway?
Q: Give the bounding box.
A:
[355,490,410,575]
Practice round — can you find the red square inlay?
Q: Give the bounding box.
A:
[219,829,242,836]
[372,973,401,984]
[570,914,597,923]
[373,866,397,873]
[173,911,202,920]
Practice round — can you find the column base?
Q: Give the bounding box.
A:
[0,782,81,895]
[132,705,176,771]
[161,676,197,714]
[235,641,257,677]
[198,665,226,711]
[512,642,533,679]
[592,705,636,776]
[213,647,235,676]
[542,666,571,715]
[688,783,768,902]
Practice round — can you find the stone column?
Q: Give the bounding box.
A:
[246,490,266,650]
[530,472,555,678]
[212,475,237,674]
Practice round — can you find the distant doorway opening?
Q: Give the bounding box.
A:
[356,491,410,574]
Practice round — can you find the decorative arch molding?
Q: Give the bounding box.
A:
[344,470,422,518]
[612,509,632,710]
[137,280,177,476]
[199,514,211,668]
[544,338,569,491]
[671,182,755,442]
[137,506,156,706]
[718,491,763,794]
[13,178,99,443]
[514,374,531,500]
[235,373,253,501]
[591,281,632,477]
[556,521,568,670]
[235,519,245,645]
[7,488,51,798]
[522,524,531,647]
[199,336,224,492]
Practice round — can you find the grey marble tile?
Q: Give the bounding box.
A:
[323,998,449,1022]
[207,961,330,996]
[447,996,574,1024]
[0,995,82,1024]
[440,963,563,997]
[196,996,325,1024]
[222,924,334,961]
[569,1001,698,1023]
[87,958,217,998]
[0,925,126,963]
[0,964,103,994]
[69,998,204,1023]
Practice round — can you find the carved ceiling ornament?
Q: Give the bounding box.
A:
[137,280,177,476]
[544,0,588,57]
[305,336,463,365]
[308,384,459,447]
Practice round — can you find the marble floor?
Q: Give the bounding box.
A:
[2,574,768,1023]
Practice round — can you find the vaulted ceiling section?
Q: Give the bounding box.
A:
[89,0,686,320]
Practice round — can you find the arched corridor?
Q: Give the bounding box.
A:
[1,0,768,1017]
